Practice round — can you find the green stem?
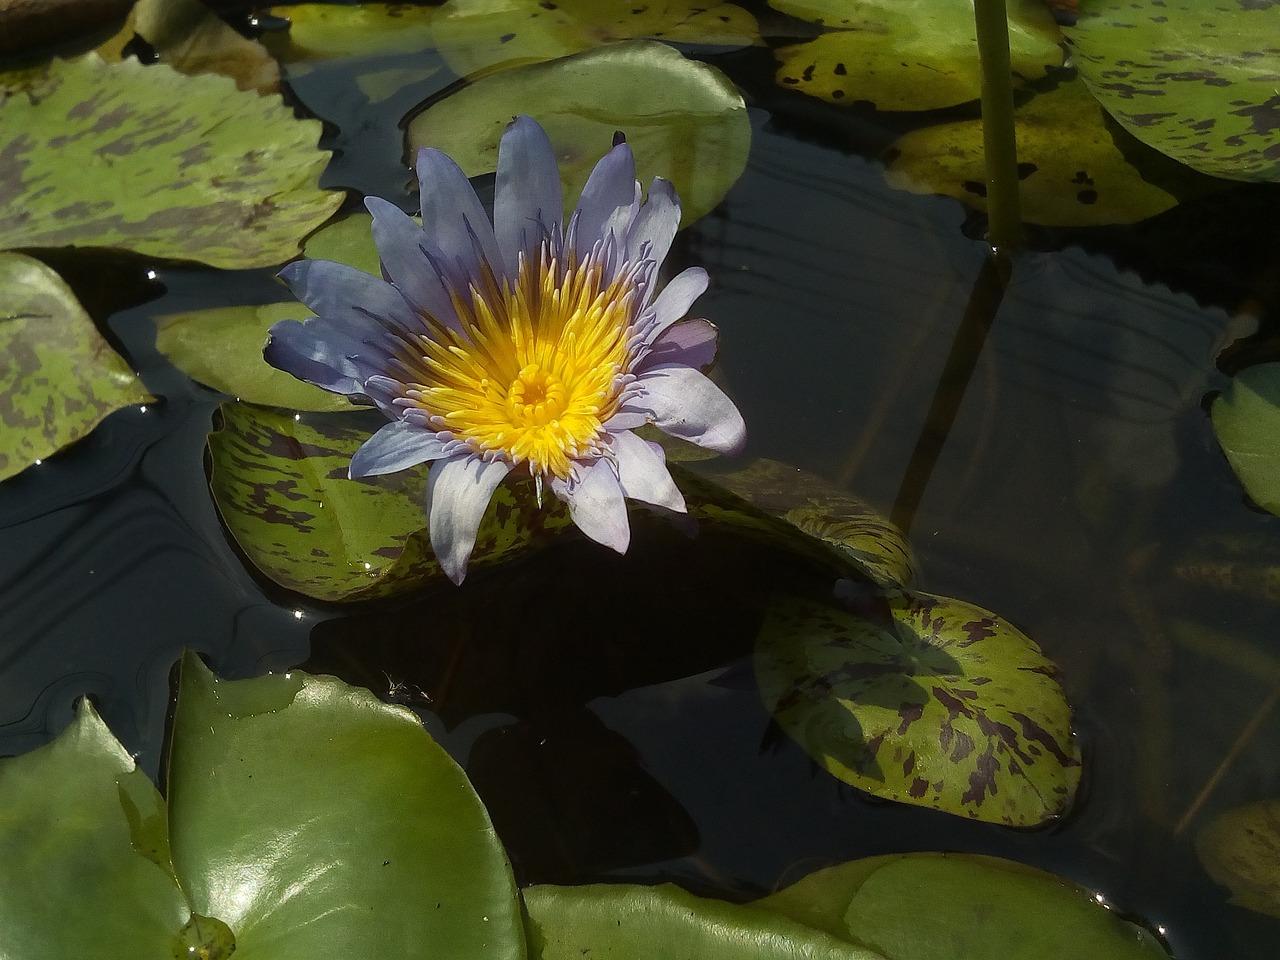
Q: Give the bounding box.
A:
[973,0,1025,255]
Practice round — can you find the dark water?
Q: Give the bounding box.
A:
[3,12,1280,959]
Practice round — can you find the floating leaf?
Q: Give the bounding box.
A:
[302,211,381,276]
[769,0,1063,111]
[1197,799,1280,919]
[755,855,1171,959]
[0,252,152,481]
[430,0,760,79]
[207,402,574,600]
[1211,363,1280,516]
[885,73,1187,225]
[0,54,342,269]
[755,588,1080,825]
[264,3,439,63]
[405,40,750,226]
[1065,0,1280,181]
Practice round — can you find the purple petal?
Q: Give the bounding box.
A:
[279,259,420,337]
[628,366,746,454]
[636,266,709,352]
[613,431,685,512]
[494,116,562,276]
[365,197,459,329]
[264,315,391,396]
[416,147,503,284]
[642,318,719,371]
[570,140,637,259]
[552,459,630,553]
[349,420,451,478]
[625,177,681,269]
[425,454,512,584]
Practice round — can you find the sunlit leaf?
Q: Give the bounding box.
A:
[0,54,342,269]
[430,0,760,79]
[168,652,524,960]
[405,40,750,226]
[885,73,1189,225]
[1065,0,1280,181]
[769,0,1063,110]
[1211,363,1280,517]
[755,588,1080,825]
[0,252,152,482]
[1197,799,1280,920]
[755,855,1171,959]
[264,3,439,63]
[0,700,190,960]
[302,211,381,276]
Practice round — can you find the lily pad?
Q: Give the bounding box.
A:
[0,252,152,482]
[885,73,1186,225]
[429,0,760,80]
[405,40,750,226]
[1211,363,1280,516]
[755,588,1080,825]
[1197,799,1280,919]
[769,0,1064,111]
[1064,0,1280,182]
[207,402,575,600]
[754,855,1170,959]
[0,54,342,269]
[301,210,381,276]
[264,3,439,63]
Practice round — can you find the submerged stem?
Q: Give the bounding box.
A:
[973,0,1025,255]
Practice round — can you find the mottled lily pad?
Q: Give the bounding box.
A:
[1211,363,1280,516]
[755,588,1080,825]
[770,0,1064,111]
[405,40,750,226]
[430,0,760,79]
[754,855,1171,959]
[1197,799,1280,919]
[0,54,342,268]
[885,73,1186,225]
[1065,0,1280,182]
[0,252,152,482]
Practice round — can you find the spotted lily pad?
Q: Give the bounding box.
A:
[429,0,760,79]
[884,72,1192,225]
[1064,0,1280,181]
[0,252,152,482]
[405,40,750,226]
[1197,799,1280,919]
[0,54,342,269]
[1211,363,1280,516]
[755,588,1080,825]
[264,3,439,62]
[770,0,1064,111]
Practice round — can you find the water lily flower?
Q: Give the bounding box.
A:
[265,116,745,584]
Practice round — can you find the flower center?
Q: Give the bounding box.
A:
[506,364,566,426]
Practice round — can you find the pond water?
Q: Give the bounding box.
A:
[2,4,1279,958]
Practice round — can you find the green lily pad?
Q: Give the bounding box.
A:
[168,652,524,960]
[1211,363,1280,517]
[1064,0,1280,182]
[302,211,381,276]
[0,252,152,482]
[0,54,342,269]
[755,855,1170,959]
[1197,799,1280,919]
[770,0,1063,111]
[207,402,575,601]
[430,0,760,80]
[264,3,439,62]
[884,72,1187,225]
[405,40,750,226]
[755,588,1080,825]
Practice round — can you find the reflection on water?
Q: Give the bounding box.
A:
[2,54,1279,960]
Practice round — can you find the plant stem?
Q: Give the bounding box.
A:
[973,0,1025,255]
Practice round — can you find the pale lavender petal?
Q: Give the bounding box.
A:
[629,366,746,454]
[602,410,649,432]
[365,197,459,328]
[625,177,681,269]
[571,140,637,259]
[264,316,391,396]
[636,266,709,351]
[279,259,419,337]
[494,116,562,276]
[426,454,512,584]
[642,318,718,371]
[416,147,502,284]
[349,419,451,478]
[552,459,630,553]
[613,431,686,512]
